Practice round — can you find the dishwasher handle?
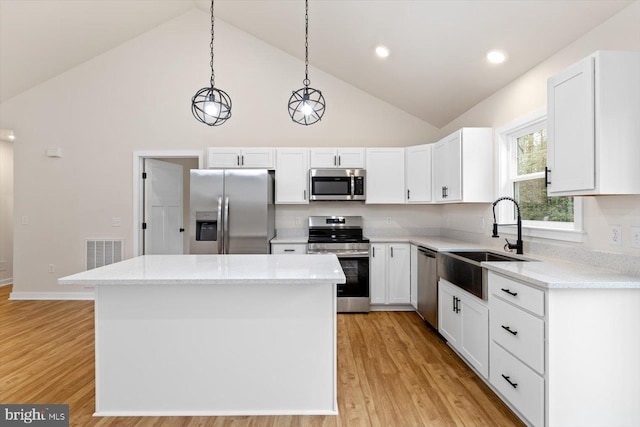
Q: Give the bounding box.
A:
[418,247,437,258]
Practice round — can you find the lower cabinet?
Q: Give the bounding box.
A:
[438,279,489,378]
[370,243,411,307]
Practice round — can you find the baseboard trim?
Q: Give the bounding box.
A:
[0,278,12,286]
[9,291,94,301]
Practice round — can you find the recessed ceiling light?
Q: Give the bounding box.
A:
[487,50,507,64]
[375,45,390,58]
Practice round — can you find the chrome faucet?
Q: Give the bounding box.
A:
[492,196,523,255]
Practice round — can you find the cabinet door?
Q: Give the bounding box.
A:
[337,148,365,168]
[432,134,461,202]
[459,295,489,378]
[388,244,411,304]
[438,280,461,347]
[310,148,339,168]
[369,244,387,304]
[432,140,447,202]
[365,148,405,204]
[207,148,242,168]
[547,56,595,194]
[241,148,275,169]
[405,144,432,203]
[275,149,309,204]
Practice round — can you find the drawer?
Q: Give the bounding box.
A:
[490,297,545,374]
[271,244,307,254]
[490,342,544,427]
[488,271,544,316]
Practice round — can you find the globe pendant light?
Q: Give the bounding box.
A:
[288,0,325,125]
[191,0,231,126]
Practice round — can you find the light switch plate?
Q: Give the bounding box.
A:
[631,227,640,249]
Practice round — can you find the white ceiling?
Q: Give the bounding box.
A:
[0,0,633,128]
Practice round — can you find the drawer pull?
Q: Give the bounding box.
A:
[501,288,518,297]
[284,249,295,252]
[501,325,518,336]
[501,374,518,389]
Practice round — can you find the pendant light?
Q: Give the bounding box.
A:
[191,0,232,126]
[288,0,325,125]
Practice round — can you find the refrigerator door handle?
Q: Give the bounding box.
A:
[217,196,223,254]
[223,196,230,254]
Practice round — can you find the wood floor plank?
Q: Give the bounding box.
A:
[0,285,523,426]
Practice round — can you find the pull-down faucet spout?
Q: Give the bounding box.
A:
[492,196,523,255]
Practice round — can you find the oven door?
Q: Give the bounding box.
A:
[335,254,369,298]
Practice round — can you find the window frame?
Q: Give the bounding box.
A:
[496,109,584,243]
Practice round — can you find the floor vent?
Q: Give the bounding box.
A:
[86,239,124,270]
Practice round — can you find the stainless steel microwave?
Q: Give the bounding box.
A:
[309,169,366,201]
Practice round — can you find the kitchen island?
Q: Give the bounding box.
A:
[58,254,346,417]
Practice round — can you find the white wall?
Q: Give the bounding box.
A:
[0,10,438,295]
[439,1,640,261]
[0,134,13,284]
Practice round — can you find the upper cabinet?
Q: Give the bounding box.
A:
[207,148,275,169]
[547,51,640,196]
[432,128,493,203]
[405,144,432,203]
[275,149,309,204]
[309,148,365,169]
[365,148,405,204]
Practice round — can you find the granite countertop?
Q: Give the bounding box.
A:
[58,254,346,286]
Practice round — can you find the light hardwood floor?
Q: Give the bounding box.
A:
[0,284,523,426]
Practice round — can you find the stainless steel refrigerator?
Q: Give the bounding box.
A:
[189,169,275,254]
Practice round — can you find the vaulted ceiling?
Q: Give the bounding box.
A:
[0,0,633,128]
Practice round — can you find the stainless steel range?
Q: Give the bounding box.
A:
[307,216,370,313]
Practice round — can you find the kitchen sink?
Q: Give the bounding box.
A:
[437,251,531,300]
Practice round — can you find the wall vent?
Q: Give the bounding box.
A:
[86,239,124,270]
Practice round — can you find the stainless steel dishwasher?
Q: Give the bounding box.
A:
[417,246,438,328]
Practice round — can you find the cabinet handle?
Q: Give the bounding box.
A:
[237,155,240,166]
[501,325,518,336]
[338,155,341,166]
[452,296,456,312]
[334,155,337,166]
[372,247,375,257]
[241,155,244,166]
[303,189,307,200]
[501,374,518,389]
[391,247,394,258]
[442,186,445,198]
[456,297,461,313]
[545,167,551,187]
[284,249,295,252]
[501,288,518,297]
[444,186,448,198]
[407,189,410,200]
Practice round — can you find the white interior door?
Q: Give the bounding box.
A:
[144,159,183,254]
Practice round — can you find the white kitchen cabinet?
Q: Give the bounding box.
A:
[365,148,405,204]
[275,149,309,204]
[405,144,432,203]
[547,50,640,196]
[207,148,275,169]
[432,128,493,203]
[438,279,489,378]
[370,243,411,307]
[270,243,307,254]
[487,270,640,427]
[309,148,365,169]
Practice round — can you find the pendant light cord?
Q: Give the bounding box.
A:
[209,0,215,88]
[303,0,310,87]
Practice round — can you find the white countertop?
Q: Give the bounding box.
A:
[58,254,346,286]
[483,260,640,289]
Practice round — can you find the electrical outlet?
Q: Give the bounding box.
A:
[294,217,301,226]
[610,225,622,246]
[112,217,122,227]
[21,215,28,225]
[631,227,640,249]
[385,217,392,224]
[48,264,55,273]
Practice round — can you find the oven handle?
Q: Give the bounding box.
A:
[307,250,370,258]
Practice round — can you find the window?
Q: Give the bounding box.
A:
[497,110,583,242]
